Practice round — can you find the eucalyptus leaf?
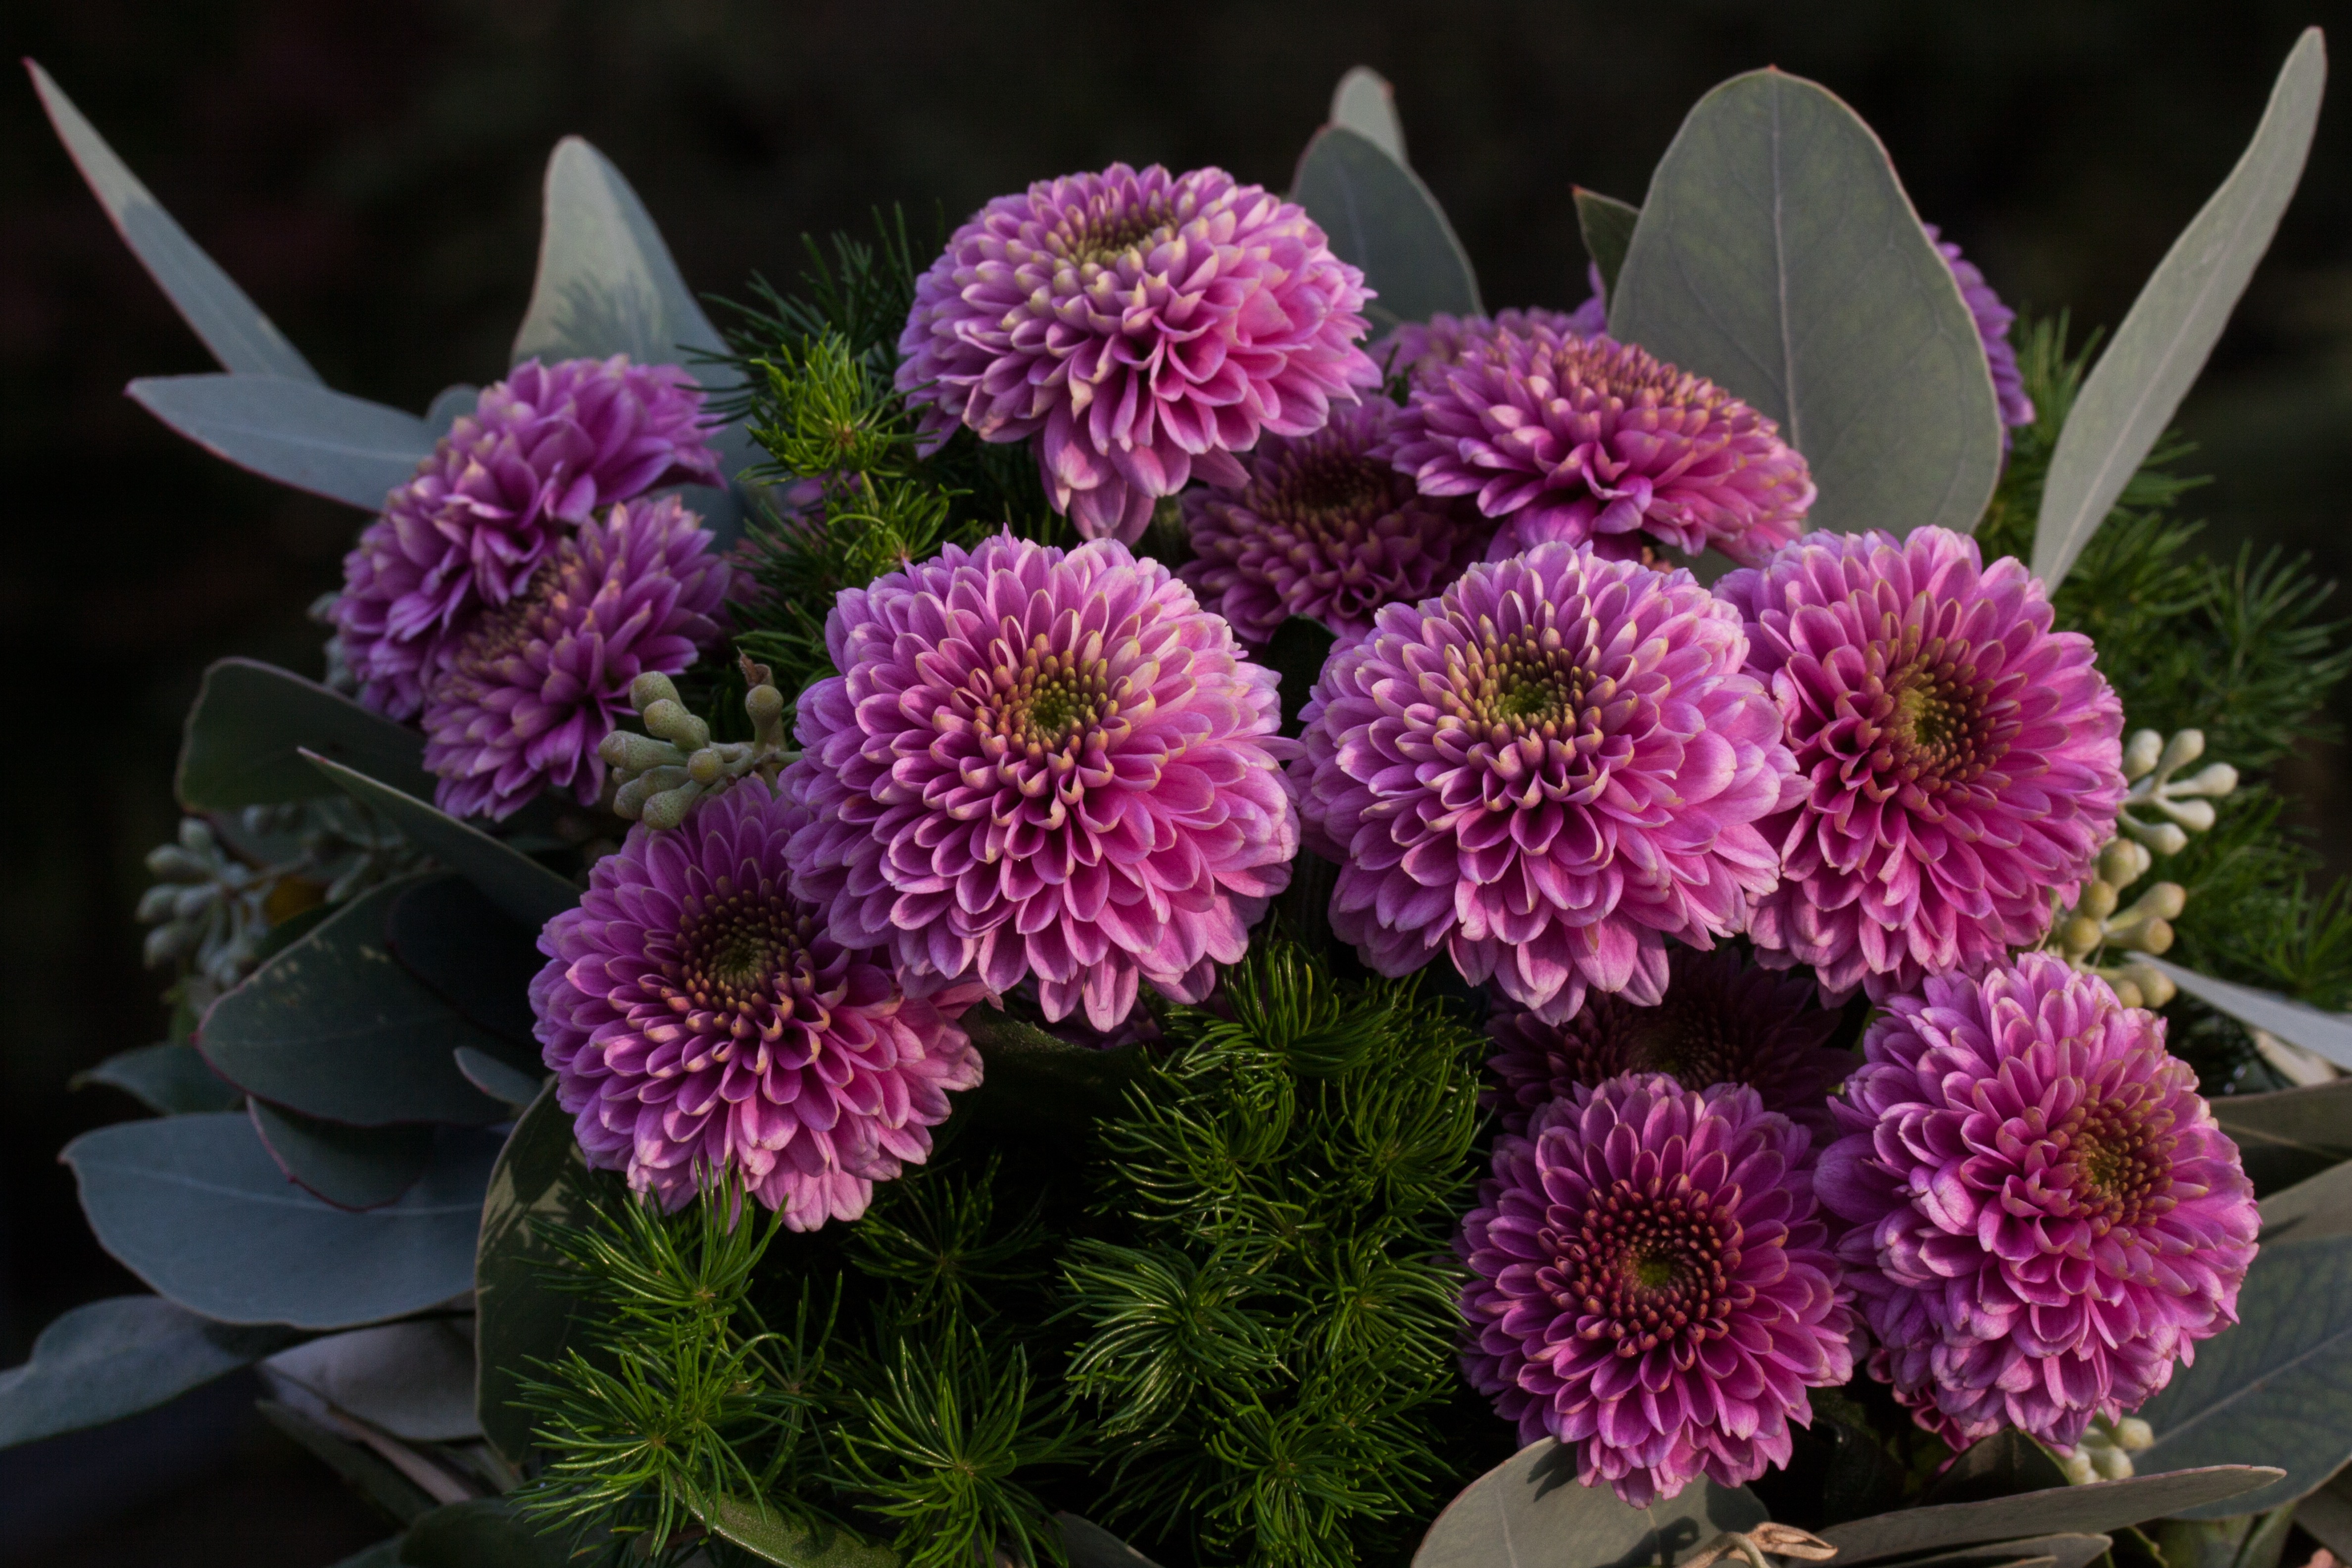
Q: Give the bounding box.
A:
[26,60,320,382]
[72,1041,242,1115]
[200,878,511,1128]
[264,1320,480,1443]
[1574,189,1639,304]
[2133,1232,2352,1516]
[1412,1438,1766,1568]
[1816,1468,2284,1562]
[697,1496,899,1568]
[128,373,434,511]
[385,875,543,1047]
[475,1085,598,1465]
[399,1500,572,1568]
[1059,1514,1168,1568]
[259,1399,438,1523]
[453,1049,545,1109]
[2294,1467,2352,1560]
[0,1294,300,1449]
[1291,125,1482,332]
[2210,1078,2352,1195]
[1920,1429,2072,1507]
[2143,958,2352,1071]
[2255,1156,2352,1244]
[1883,1538,2112,1568]
[958,1007,1148,1127]
[65,1112,500,1329]
[305,752,580,930]
[178,658,436,812]
[1608,68,2001,539]
[1330,66,1408,163]
[250,1100,436,1210]
[2032,30,2326,587]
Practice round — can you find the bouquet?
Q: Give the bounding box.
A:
[10,30,2352,1568]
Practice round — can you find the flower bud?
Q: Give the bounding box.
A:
[641,782,703,831]
[631,671,681,712]
[2182,762,2239,797]
[745,682,785,729]
[2110,978,2145,1009]
[2114,1418,2154,1452]
[2160,797,2217,832]
[2100,837,2153,887]
[2123,730,2164,780]
[687,747,727,785]
[2060,915,2106,956]
[2158,728,2205,775]
[2128,918,2174,955]
[2079,880,2119,921]
[2140,882,2188,921]
[2091,1444,2134,1481]
[2059,1448,2098,1486]
[2123,817,2190,856]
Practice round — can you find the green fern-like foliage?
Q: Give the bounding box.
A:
[1981,315,2352,1088]
[1062,942,1498,1568]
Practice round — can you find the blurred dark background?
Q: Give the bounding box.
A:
[2,0,2349,1560]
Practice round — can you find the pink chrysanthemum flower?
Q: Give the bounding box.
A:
[1486,945,1850,1142]
[1376,305,1590,385]
[1926,224,2036,435]
[1293,543,1795,1023]
[1176,399,1488,645]
[1817,954,2257,1449]
[1458,1073,1853,1505]
[783,532,1298,1030]
[531,780,982,1229]
[421,494,729,821]
[335,356,722,719]
[1719,527,2125,1001]
[895,163,1379,543]
[1389,326,1814,568]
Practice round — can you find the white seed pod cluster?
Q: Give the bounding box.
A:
[2049,728,2238,1009]
[2060,1417,2153,1484]
[602,656,797,830]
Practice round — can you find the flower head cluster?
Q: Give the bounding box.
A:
[532,780,981,1229]
[1376,305,1591,385]
[1294,543,1794,1023]
[1458,1074,1852,1505]
[1720,528,2126,1000]
[897,163,1379,543]
[783,532,1298,1030]
[422,494,729,821]
[1818,954,2257,1449]
[1176,399,1488,644]
[1390,326,1814,566]
[1486,945,1850,1142]
[336,356,721,718]
[1926,224,2036,435]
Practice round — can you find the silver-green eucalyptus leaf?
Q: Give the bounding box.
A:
[1412,1438,1765,1568]
[303,751,581,931]
[1574,189,1639,304]
[128,373,435,511]
[262,1319,480,1443]
[178,658,437,812]
[2142,956,2352,1071]
[1609,68,2002,539]
[250,1100,437,1210]
[1291,124,1482,332]
[2032,29,2325,588]
[1818,1468,2282,1562]
[1330,66,1408,163]
[0,1295,301,1449]
[27,59,321,383]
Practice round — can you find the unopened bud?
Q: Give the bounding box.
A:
[2158,728,2205,775]
[601,730,678,772]
[2060,1448,2099,1486]
[745,682,785,728]
[2123,817,2190,856]
[2110,979,2145,1009]
[687,747,727,785]
[631,671,681,712]
[2181,762,2239,797]
[2100,838,2153,887]
[2118,962,2176,1009]
[2114,1418,2153,1452]
[2131,917,2174,955]
[2091,1444,2134,1481]
[641,699,711,752]
[2079,881,2119,921]
[2162,797,2217,832]
[2060,915,2106,956]
[2123,730,2164,780]
[2140,882,2187,921]
[641,782,704,831]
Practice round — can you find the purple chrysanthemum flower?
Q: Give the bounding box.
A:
[1719,528,2125,1001]
[1390,327,1815,567]
[1294,543,1795,1024]
[1376,305,1590,385]
[783,532,1298,1030]
[1486,945,1850,1142]
[1817,954,2257,1449]
[1926,224,2036,435]
[896,163,1379,544]
[532,780,982,1229]
[1175,399,1488,645]
[1458,1073,1853,1505]
[421,494,729,821]
[336,356,722,719]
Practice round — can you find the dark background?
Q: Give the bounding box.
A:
[3,0,2349,1561]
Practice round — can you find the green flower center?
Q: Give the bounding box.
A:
[1441,624,1595,740]
[2062,1096,2177,1227]
[977,637,1120,756]
[1061,202,1176,267]
[1874,638,2006,789]
[679,885,814,1019]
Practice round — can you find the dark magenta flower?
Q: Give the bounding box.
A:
[1458,1073,1852,1505]
[1719,527,2125,999]
[531,780,981,1229]
[1485,945,1850,1142]
[1817,954,2258,1449]
[1926,224,2037,435]
[1293,543,1794,1023]
[896,163,1378,543]
[1176,398,1488,644]
[421,494,729,821]
[335,355,721,719]
[1390,326,1814,567]
[783,532,1297,1030]
[1376,305,1591,385]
